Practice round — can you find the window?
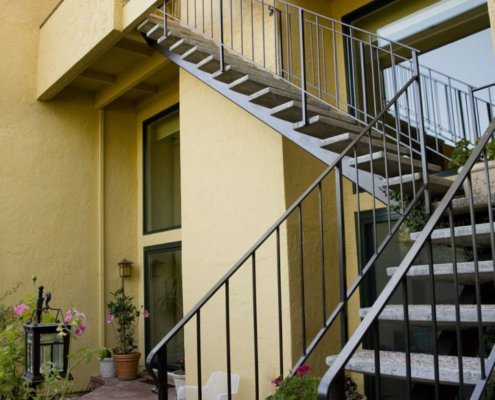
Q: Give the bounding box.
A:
[144,243,183,370]
[143,105,181,234]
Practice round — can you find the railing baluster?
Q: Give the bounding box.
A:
[335,162,347,345]
[252,253,260,400]
[318,183,326,325]
[225,282,232,400]
[197,311,203,400]
[218,0,225,71]
[298,204,307,353]
[276,227,284,378]
[158,346,168,400]
[298,8,307,124]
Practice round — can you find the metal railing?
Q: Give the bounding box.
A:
[146,66,432,398]
[388,63,495,146]
[318,119,495,399]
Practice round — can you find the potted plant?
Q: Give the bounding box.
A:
[168,358,185,394]
[449,138,495,197]
[98,347,116,378]
[106,288,149,381]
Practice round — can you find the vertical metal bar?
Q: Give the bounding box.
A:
[229,0,233,49]
[202,0,205,33]
[318,183,327,325]
[287,6,292,77]
[163,0,168,37]
[251,0,254,62]
[332,21,339,110]
[194,0,197,29]
[298,8,307,124]
[240,0,243,54]
[225,282,232,400]
[402,280,412,399]
[359,42,368,123]
[196,311,203,400]
[368,35,378,119]
[273,2,277,74]
[309,19,315,87]
[210,0,214,37]
[252,253,260,400]
[276,227,284,378]
[447,207,465,398]
[335,163,348,345]
[187,0,189,25]
[261,0,266,67]
[315,16,321,98]
[218,0,225,71]
[158,346,168,400]
[426,239,440,399]
[372,321,381,399]
[298,204,307,353]
[412,51,431,215]
[458,90,466,139]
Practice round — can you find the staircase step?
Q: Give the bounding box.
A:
[360,304,495,327]
[293,115,361,139]
[182,47,211,65]
[386,173,453,197]
[411,222,495,246]
[146,24,164,40]
[432,194,495,215]
[387,260,495,284]
[270,100,319,123]
[169,40,195,56]
[213,67,247,84]
[326,350,485,385]
[321,132,410,156]
[228,75,268,96]
[157,34,182,48]
[349,151,441,177]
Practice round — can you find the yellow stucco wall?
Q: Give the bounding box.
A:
[37,0,124,100]
[0,0,103,389]
[180,68,293,399]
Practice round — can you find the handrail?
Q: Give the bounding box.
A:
[146,73,422,377]
[317,118,495,399]
[472,81,495,94]
[39,0,64,28]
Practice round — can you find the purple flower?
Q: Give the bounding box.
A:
[106,313,114,324]
[295,364,311,377]
[142,309,150,318]
[64,310,72,323]
[271,376,283,387]
[13,304,29,316]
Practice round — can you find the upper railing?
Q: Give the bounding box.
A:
[389,62,495,146]
[318,119,495,399]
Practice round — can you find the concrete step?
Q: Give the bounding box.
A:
[228,75,269,96]
[360,304,495,327]
[410,222,495,246]
[385,173,452,197]
[386,260,495,285]
[432,194,495,215]
[293,115,361,139]
[321,132,411,156]
[326,350,486,385]
[348,151,441,177]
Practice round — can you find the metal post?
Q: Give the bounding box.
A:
[298,8,307,125]
[218,0,225,71]
[412,51,431,215]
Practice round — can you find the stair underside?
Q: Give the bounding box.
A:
[411,222,495,246]
[326,350,486,385]
[360,304,495,327]
[386,260,495,284]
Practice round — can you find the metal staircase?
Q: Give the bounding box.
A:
[136,1,495,399]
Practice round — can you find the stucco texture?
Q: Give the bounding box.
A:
[0,0,101,389]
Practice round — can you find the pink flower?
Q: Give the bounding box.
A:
[295,364,311,377]
[142,310,150,318]
[13,304,29,316]
[106,314,114,324]
[271,376,283,387]
[64,310,72,323]
[75,323,86,336]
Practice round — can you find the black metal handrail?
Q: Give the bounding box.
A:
[146,68,432,398]
[318,119,495,399]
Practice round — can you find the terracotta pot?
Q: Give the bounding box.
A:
[114,352,141,381]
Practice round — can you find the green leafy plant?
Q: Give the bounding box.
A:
[106,288,149,354]
[266,366,363,400]
[98,347,113,360]
[389,191,429,234]
[449,138,495,168]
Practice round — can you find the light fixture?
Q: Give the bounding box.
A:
[118,258,133,279]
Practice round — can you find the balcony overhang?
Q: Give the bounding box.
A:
[37,0,170,106]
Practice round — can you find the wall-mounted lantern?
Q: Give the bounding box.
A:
[23,286,71,388]
[118,258,133,279]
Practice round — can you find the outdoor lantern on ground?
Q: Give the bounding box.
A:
[23,286,71,388]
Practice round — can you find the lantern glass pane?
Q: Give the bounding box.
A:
[40,333,60,367]
[53,343,64,371]
[26,332,33,373]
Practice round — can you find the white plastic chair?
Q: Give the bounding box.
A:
[177,371,240,400]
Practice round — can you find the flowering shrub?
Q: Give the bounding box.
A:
[345,376,363,400]
[266,365,319,400]
[106,288,149,354]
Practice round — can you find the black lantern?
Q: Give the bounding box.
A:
[23,286,71,388]
[118,258,133,278]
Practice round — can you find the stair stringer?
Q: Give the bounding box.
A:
[145,34,389,204]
